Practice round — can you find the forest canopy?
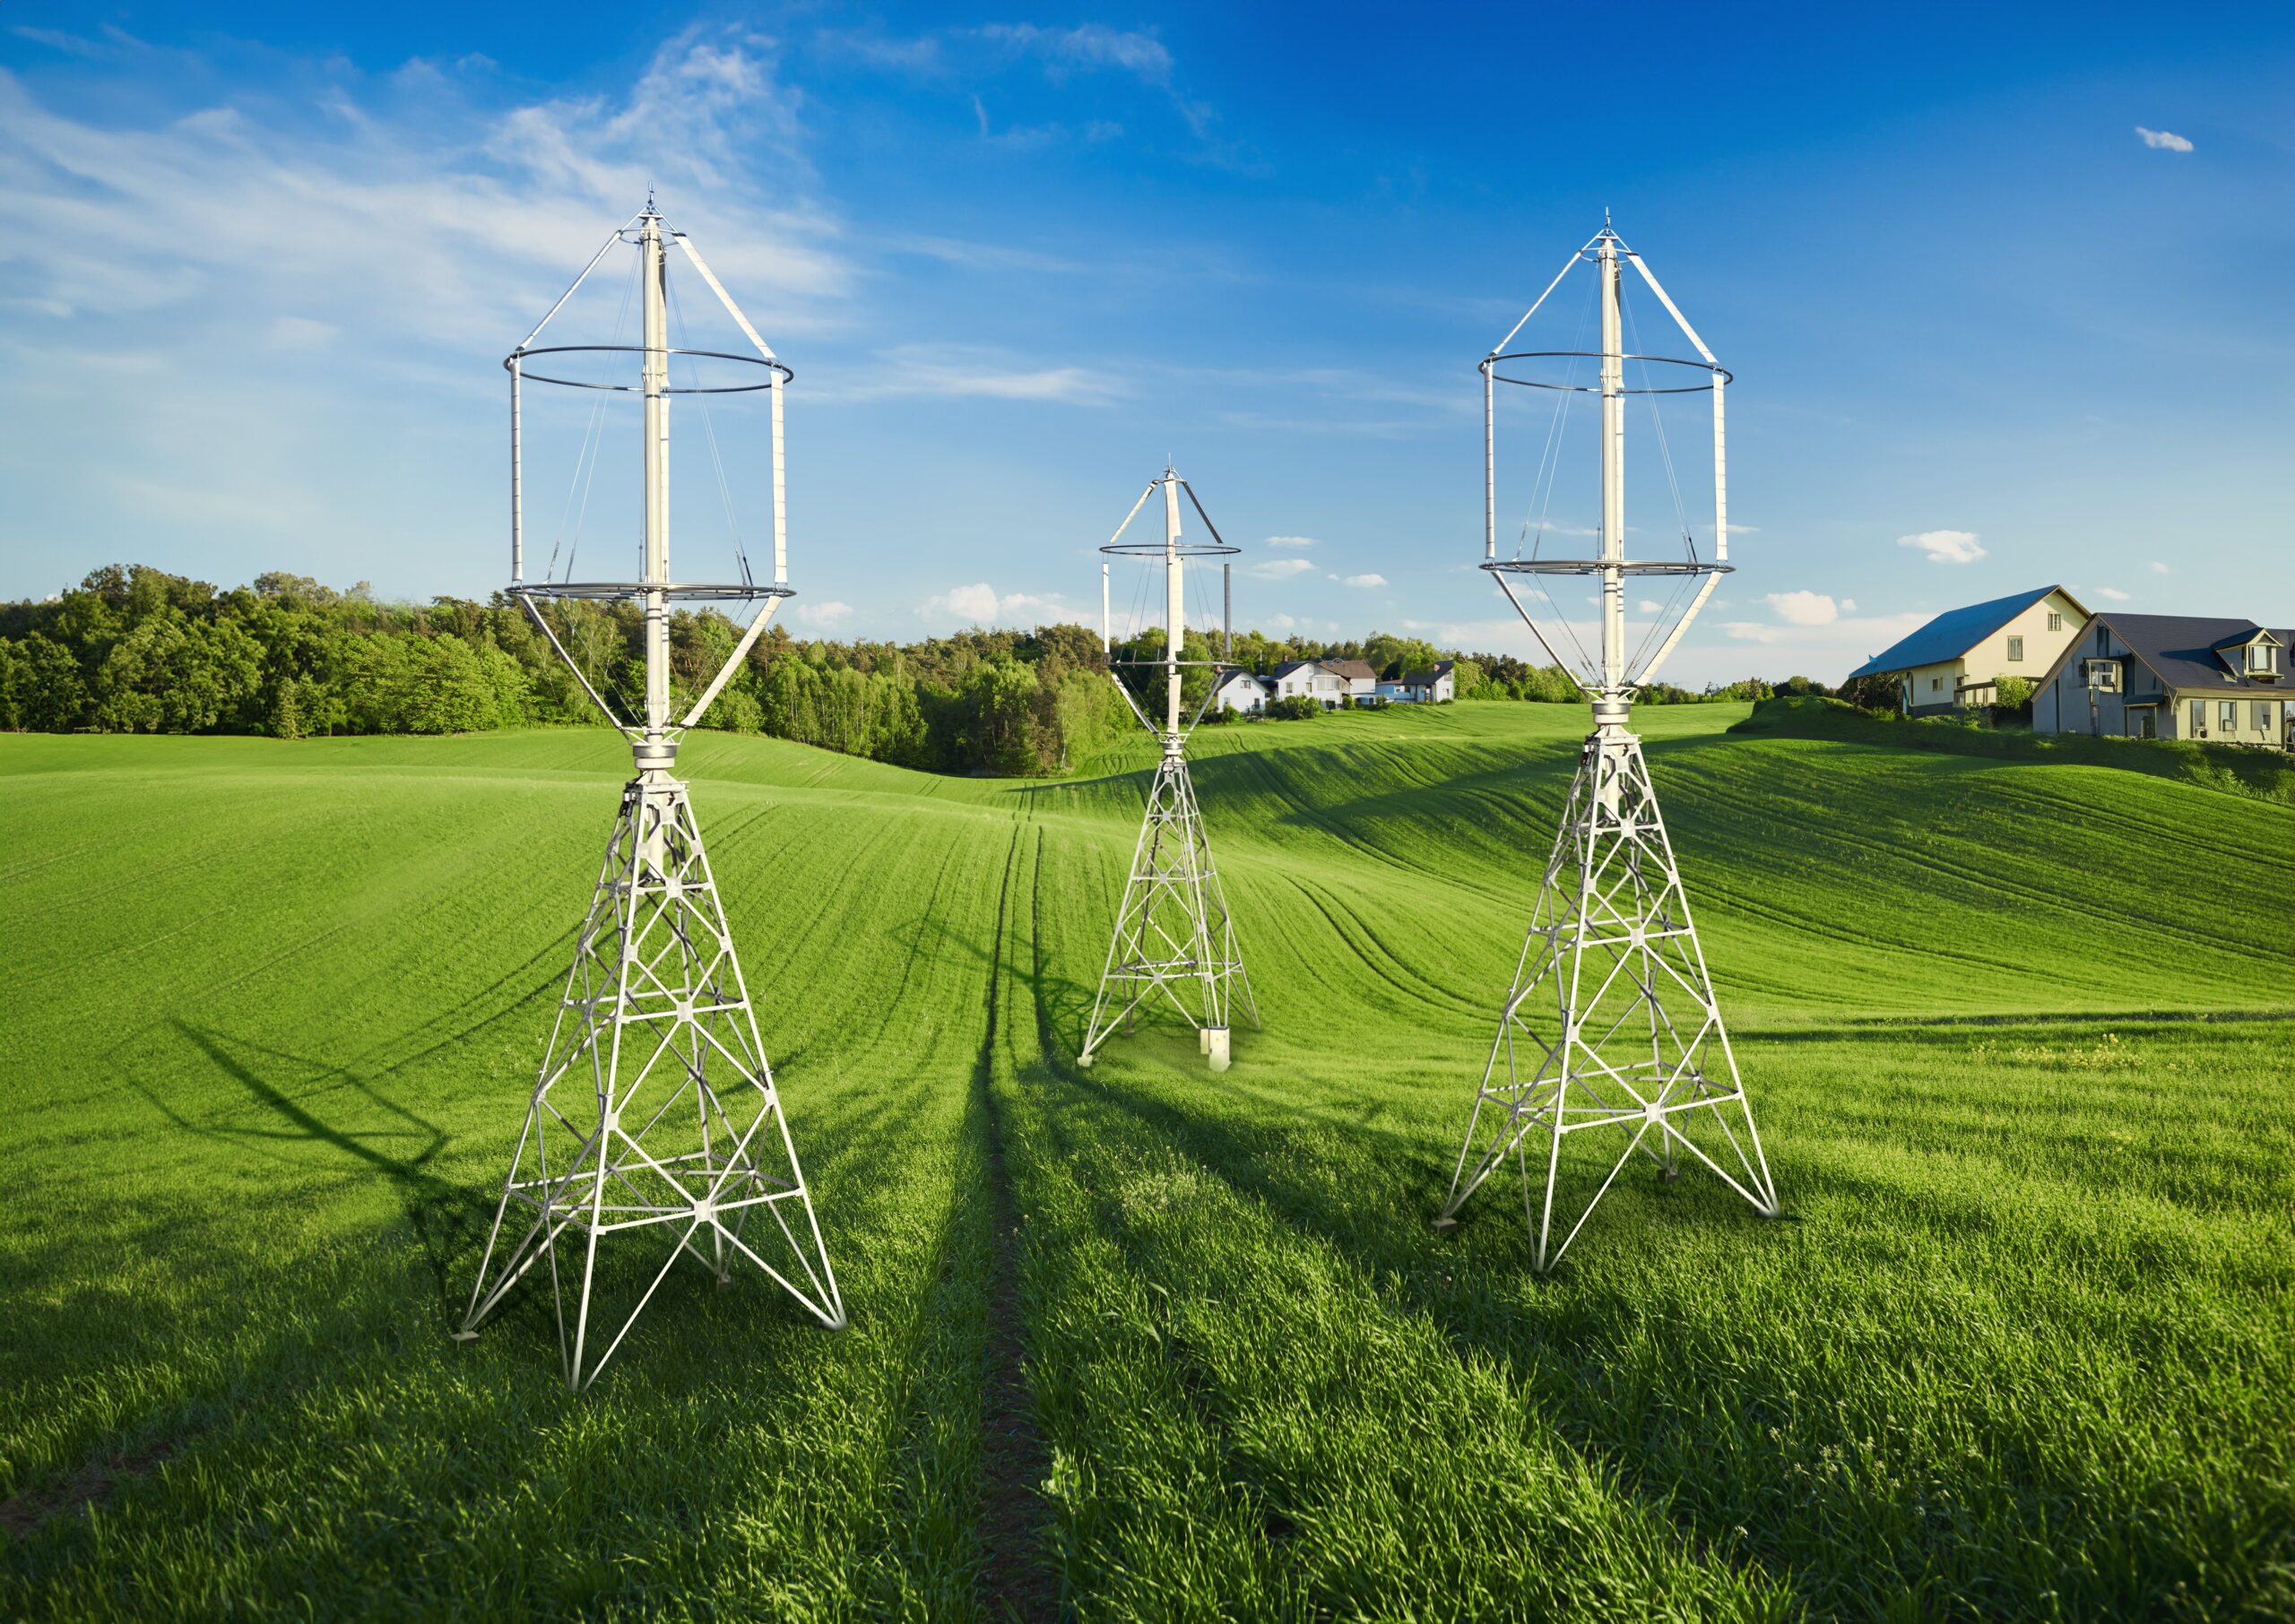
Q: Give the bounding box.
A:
[0,566,1805,775]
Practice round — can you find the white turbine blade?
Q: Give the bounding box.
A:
[520,214,642,351]
[671,230,778,360]
[680,597,783,730]
[1633,572,1719,689]
[1622,249,1718,365]
[1490,232,1603,357]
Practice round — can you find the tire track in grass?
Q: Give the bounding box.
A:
[975,819,1058,1623]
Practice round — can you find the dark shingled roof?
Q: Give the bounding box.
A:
[1846,586,2068,680]
[1269,659,1322,679]
[2091,614,2293,694]
[1320,659,1378,683]
[1400,660,1456,687]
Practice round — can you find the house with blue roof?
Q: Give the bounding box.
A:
[1845,586,2089,714]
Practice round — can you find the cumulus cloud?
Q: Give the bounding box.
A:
[2149,561,2170,574]
[1264,535,1315,549]
[1000,591,1076,622]
[1898,529,1987,565]
[1719,609,1928,655]
[794,599,853,629]
[1248,557,1315,579]
[2135,126,2194,152]
[924,583,1001,623]
[1637,599,1664,614]
[1763,590,1845,626]
[917,583,1076,627]
[1332,573,1387,588]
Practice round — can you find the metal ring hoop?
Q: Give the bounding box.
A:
[507,345,792,396]
[1106,658,1240,669]
[1482,350,1730,395]
[1482,559,1733,580]
[1101,540,1241,559]
[510,582,795,604]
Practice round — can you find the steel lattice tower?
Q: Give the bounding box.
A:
[1078,468,1258,1071]
[1433,222,1779,1266]
[455,201,842,1388]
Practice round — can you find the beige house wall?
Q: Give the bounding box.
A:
[1962,590,2088,696]
[2172,692,2288,746]
[1894,590,2087,714]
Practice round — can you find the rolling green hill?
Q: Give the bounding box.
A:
[3,704,2291,1620]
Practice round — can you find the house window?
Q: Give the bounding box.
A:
[1929,677,1942,694]
[2219,701,2238,733]
[2247,643,2279,677]
[2048,612,2063,632]
[2253,701,2273,731]
[2190,699,2206,736]
[2007,636,2025,662]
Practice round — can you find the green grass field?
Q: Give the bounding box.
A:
[4,704,2291,1620]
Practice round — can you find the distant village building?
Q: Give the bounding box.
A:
[1845,586,2088,714]
[1376,660,1458,704]
[1269,660,1347,709]
[1211,669,1269,715]
[2034,614,2291,747]
[1318,659,1378,704]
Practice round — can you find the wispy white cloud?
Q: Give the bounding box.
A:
[1897,529,1987,565]
[1264,535,1315,549]
[1332,573,1387,588]
[0,30,848,349]
[2135,125,2194,153]
[2149,561,2170,574]
[979,23,1173,85]
[818,344,1127,404]
[1248,557,1315,579]
[2083,586,2132,602]
[794,599,853,629]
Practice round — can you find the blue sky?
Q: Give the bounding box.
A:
[3,3,2290,682]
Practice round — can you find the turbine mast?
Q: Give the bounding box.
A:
[1598,229,1625,703]
[1164,468,1184,743]
[640,205,673,757]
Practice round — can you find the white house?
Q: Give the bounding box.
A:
[2034,613,2291,747]
[1211,669,1269,715]
[1844,585,2089,713]
[1319,659,1378,703]
[1378,660,1457,704]
[1269,660,1347,709]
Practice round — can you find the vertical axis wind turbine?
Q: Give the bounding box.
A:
[1078,467,1258,1071]
[1433,221,1780,1267]
[455,199,844,1389]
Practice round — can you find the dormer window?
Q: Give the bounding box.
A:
[2247,641,2280,678]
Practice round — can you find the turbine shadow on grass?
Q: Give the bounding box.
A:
[160,1023,492,1309]
[1038,1061,1904,1601]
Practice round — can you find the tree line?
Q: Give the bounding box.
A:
[0,566,1816,775]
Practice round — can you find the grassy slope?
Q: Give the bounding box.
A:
[2,705,2291,1620]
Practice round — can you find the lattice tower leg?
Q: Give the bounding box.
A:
[457,775,843,1389]
[1433,729,1778,1267]
[1078,751,1257,1070]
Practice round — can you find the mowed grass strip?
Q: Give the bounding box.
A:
[2,707,2291,1620]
